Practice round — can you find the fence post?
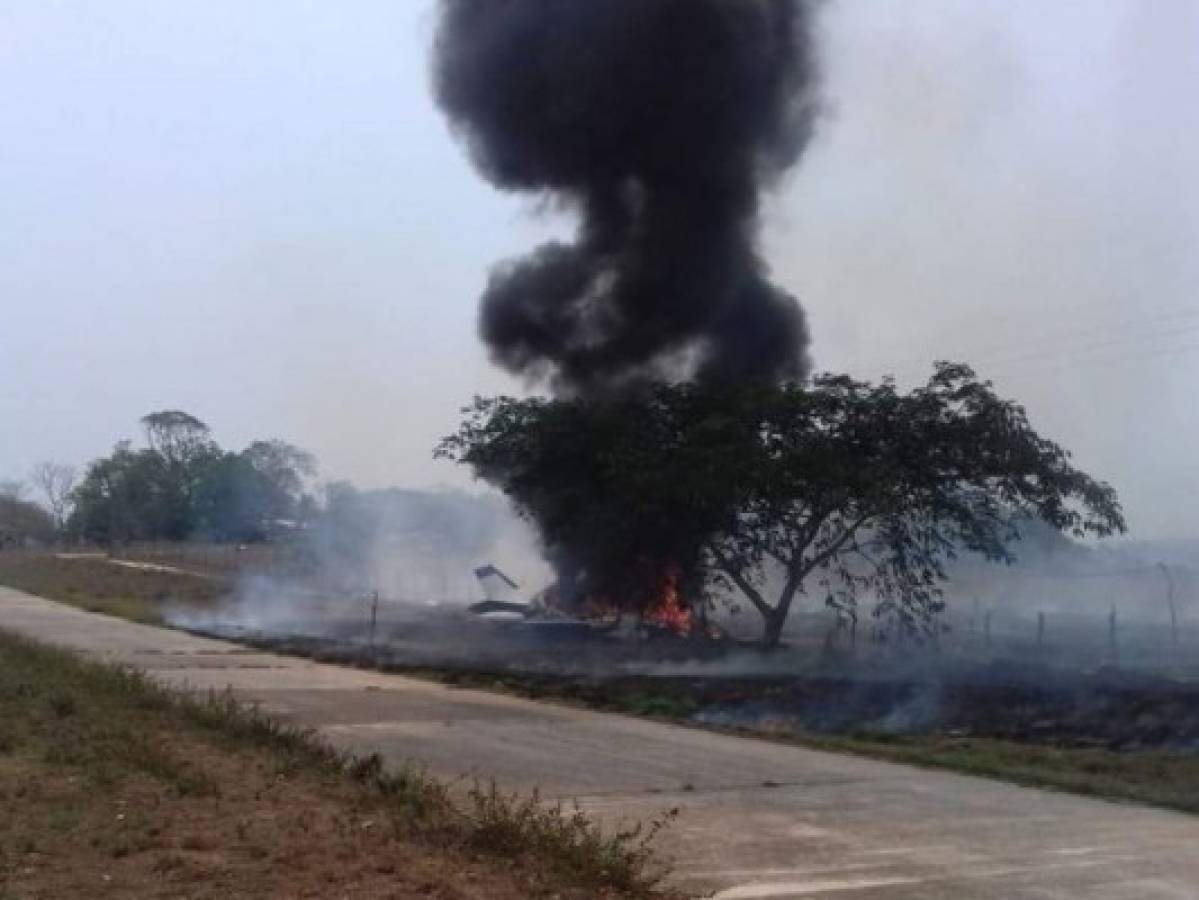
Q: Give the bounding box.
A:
[1160,563,1179,646]
[1109,603,1119,664]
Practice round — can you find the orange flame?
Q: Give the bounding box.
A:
[645,566,693,635]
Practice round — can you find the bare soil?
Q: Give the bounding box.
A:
[0,629,670,899]
[0,747,568,899]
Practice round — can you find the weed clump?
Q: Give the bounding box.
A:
[467,781,676,893]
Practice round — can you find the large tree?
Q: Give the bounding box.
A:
[439,385,751,614]
[141,410,214,467]
[438,364,1125,646]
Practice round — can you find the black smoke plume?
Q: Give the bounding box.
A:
[434,0,820,393]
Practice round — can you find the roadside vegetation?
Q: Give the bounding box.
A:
[4,553,1197,822]
[0,628,675,899]
[789,731,1199,814]
[0,552,225,625]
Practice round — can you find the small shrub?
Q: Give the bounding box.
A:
[465,781,675,893]
[48,691,78,718]
[619,693,695,719]
[349,753,447,819]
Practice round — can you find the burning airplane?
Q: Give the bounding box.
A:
[469,564,694,638]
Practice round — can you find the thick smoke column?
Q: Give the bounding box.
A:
[435,0,820,393]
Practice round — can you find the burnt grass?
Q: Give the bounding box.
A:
[5,554,1199,816]
[245,629,1199,753]
[225,629,1199,814]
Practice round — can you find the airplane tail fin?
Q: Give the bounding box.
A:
[474,564,520,602]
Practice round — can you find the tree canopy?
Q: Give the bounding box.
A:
[69,412,316,545]
[0,494,54,547]
[438,364,1125,645]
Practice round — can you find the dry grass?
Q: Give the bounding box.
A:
[0,630,676,899]
[787,730,1199,815]
[114,541,285,577]
[0,552,226,625]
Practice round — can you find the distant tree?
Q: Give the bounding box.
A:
[30,462,76,534]
[439,364,1126,646]
[69,412,316,546]
[191,452,267,541]
[242,440,316,521]
[141,410,214,467]
[313,481,375,566]
[139,410,220,538]
[296,492,319,526]
[71,436,209,545]
[0,480,28,501]
[0,494,54,547]
[70,441,161,545]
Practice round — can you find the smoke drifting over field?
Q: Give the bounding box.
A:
[166,486,548,638]
[433,0,820,393]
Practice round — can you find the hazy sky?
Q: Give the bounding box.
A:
[2,2,1197,540]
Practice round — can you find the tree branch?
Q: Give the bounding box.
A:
[707,542,773,618]
[798,513,873,581]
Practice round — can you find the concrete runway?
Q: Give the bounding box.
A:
[3,587,1198,899]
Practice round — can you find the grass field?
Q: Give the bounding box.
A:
[0,552,227,625]
[0,628,674,899]
[790,730,1199,814]
[4,551,1198,820]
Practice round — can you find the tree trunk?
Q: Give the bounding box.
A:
[763,609,788,648]
[761,578,803,648]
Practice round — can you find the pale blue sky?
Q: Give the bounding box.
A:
[2,2,1197,539]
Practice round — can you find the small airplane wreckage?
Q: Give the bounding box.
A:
[468,564,705,641]
[468,565,536,619]
[467,564,609,640]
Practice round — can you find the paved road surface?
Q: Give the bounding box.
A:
[3,587,1198,899]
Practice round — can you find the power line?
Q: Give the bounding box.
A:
[851,303,1199,372]
[973,563,1186,582]
[851,333,1199,384]
[841,305,1199,381]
